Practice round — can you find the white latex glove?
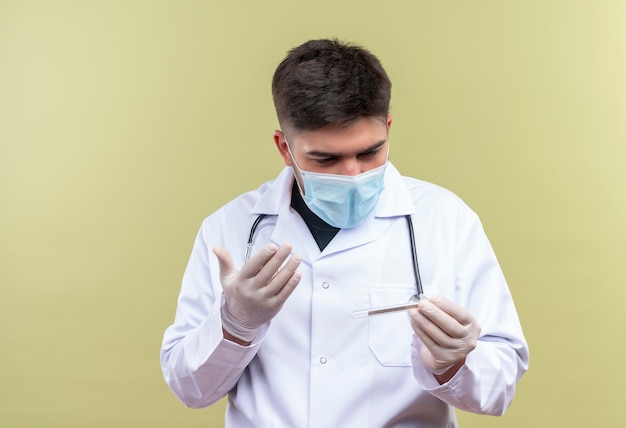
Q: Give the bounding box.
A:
[213,243,302,342]
[409,295,481,375]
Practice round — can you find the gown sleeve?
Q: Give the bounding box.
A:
[159,219,267,408]
[411,204,529,415]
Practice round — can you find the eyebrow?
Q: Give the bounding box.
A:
[305,139,387,158]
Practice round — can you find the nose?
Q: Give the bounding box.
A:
[340,158,360,176]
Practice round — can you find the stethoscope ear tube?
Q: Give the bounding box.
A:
[245,214,268,262]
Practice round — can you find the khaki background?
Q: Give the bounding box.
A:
[1,1,625,426]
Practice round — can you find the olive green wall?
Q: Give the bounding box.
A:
[1,1,625,426]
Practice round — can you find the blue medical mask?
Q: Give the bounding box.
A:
[286,143,388,229]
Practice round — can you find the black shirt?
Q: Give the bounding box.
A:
[290,180,340,251]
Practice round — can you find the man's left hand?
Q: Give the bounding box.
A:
[409,295,481,376]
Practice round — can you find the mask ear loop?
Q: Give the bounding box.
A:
[284,138,306,196]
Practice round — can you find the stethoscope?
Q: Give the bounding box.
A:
[245,214,426,306]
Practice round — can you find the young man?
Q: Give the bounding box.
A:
[160,39,529,427]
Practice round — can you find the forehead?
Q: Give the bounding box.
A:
[291,117,389,154]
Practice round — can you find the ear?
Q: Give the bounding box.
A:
[273,130,293,166]
[386,114,393,131]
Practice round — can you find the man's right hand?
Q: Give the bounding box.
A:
[213,243,302,343]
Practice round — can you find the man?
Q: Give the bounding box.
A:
[160,39,529,427]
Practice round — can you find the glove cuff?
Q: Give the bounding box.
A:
[220,304,258,342]
[430,363,454,376]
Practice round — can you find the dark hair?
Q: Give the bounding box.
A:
[271,39,392,132]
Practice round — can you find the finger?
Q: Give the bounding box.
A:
[417,299,469,339]
[247,243,295,284]
[265,254,302,297]
[212,245,236,278]
[410,307,450,349]
[271,269,302,304]
[238,243,282,279]
[428,295,475,326]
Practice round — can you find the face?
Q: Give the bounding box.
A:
[274,115,392,178]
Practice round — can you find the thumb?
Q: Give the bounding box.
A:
[212,245,235,279]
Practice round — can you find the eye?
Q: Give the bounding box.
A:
[314,157,338,165]
[358,148,380,159]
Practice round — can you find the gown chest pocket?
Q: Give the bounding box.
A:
[367,283,418,367]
